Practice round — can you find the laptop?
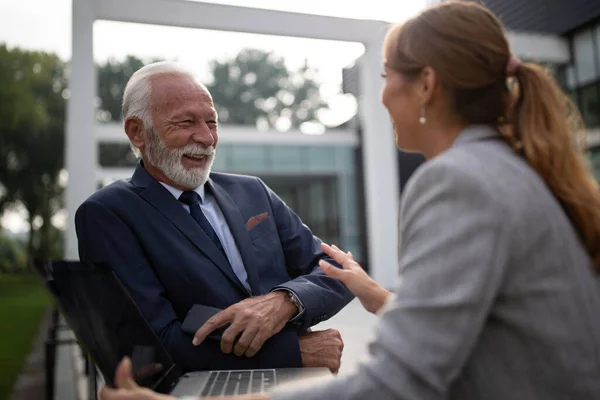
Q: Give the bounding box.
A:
[36,260,330,397]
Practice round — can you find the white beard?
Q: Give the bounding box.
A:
[145,127,216,189]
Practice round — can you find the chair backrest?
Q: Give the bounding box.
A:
[33,259,180,391]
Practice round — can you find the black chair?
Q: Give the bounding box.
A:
[33,259,180,399]
[32,259,97,400]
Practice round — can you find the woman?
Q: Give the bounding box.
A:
[100,2,600,399]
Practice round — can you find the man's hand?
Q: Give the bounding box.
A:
[298,329,344,373]
[193,292,298,357]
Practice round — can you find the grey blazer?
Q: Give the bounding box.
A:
[272,125,600,400]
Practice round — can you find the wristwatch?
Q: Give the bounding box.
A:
[288,291,304,315]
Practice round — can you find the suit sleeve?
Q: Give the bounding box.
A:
[255,178,355,330]
[75,199,302,372]
[269,160,512,400]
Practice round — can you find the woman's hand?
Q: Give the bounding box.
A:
[99,358,175,400]
[100,358,269,400]
[319,243,392,314]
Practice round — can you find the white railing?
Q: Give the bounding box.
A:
[95,122,360,146]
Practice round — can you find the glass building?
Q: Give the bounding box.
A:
[212,141,365,262]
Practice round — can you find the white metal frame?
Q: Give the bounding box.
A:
[96,123,360,146]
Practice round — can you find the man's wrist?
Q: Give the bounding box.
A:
[287,291,304,315]
[270,290,300,320]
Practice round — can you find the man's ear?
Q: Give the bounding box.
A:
[124,117,146,151]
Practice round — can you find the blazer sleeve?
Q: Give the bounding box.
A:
[270,159,512,400]
[74,199,302,372]
[255,178,355,330]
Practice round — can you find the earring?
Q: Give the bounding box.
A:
[419,104,426,125]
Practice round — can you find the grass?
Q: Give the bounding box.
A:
[0,273,49,400]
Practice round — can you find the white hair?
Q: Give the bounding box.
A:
[122,61,199,157]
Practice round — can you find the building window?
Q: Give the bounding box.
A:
[261,175,342,248]
[566,89,579,111]
[595,25,600,75]
[98,143,138,167]
[574,29,598,85]
[590,147,600,182]
[565,65,577,91]
[580,82,600,128]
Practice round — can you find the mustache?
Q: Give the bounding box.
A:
[175,145,215,156]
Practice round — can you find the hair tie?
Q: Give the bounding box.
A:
[505,55,521,77]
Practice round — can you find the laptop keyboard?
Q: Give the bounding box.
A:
[200,370,277,396]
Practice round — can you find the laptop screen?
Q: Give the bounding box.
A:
[47,260,177,390]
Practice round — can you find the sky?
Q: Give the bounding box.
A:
[0,0,425,232]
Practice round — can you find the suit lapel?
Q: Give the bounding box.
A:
[131,164,249,295]
[208,180,261,295]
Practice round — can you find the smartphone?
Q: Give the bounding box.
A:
[181,304,230,341]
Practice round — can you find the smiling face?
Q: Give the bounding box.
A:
[130,73,219,189]
[380,62,423,152]
[378,21,461,159]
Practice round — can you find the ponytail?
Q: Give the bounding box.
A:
[506,63,600,271]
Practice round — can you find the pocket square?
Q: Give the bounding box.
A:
[245,212,269,231]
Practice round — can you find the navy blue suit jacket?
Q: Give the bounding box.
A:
[74,163,353,372]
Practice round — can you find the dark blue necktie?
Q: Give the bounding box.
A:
[179,191,228,258]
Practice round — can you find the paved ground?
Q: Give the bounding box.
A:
[9,310,78,400]
[8,310,50,400]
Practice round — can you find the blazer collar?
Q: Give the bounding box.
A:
[452,124,500,147]
[130,160,154,189]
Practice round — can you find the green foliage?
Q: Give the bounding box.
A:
[0,44,66,261]
[206,48,327,130]
[96,56,161,167]
[0,274,49,400]
[95,50,328,129]
[95,50,329,169]
[96,55,153,123]
[0,234,27,273]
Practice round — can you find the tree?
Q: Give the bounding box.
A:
[0,233,26,273]
[0,44,66,262]
[0,50,145,261]
[96,56,163,168]
[96,55,159,123]
[96,50,329,132]
[95,50,331,168]
[207,48,328,130]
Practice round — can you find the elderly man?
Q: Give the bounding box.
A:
[75,61,353,372]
